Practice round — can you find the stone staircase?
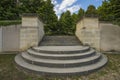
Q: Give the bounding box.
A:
[15,36,108,76]
[39,36,81,46]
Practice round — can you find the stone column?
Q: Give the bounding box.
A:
[20,14,44,51]
[76,17,100,51]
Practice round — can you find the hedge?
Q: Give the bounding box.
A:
[0,20,21,26]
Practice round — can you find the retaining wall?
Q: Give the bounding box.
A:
[100,23,120,51]
[2,25,20,52]
[76,18,120,52]
[0,14,44,52]
[76,18,100,50]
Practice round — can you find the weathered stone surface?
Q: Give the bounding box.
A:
[2,25,20,51]
[100,23,120,51]
[0,28,2,52]
[76,18,120,52]
[15,46,108,76]
[39,36,81,46]
[20,15,44,51]
[22,17,38,27]
[76,18,100,51]
[20,28,39,50]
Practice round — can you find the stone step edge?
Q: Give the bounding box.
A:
[32,46,90,53]
[15,54,108,74]
[21,52,101,64]
[27,49,95,57]
[21,53,101,68]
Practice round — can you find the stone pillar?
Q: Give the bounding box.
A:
[20,14,44,51]
[76,17,100,51]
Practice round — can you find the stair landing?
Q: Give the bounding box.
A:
[39,36,81,46]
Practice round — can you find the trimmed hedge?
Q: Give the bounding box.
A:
[0,20,21,26]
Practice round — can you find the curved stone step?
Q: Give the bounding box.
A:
[32,46,90,54]
[21,52,101,68]
[15,54,108,76]
[27,49,95,60]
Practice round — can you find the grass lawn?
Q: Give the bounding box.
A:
[0,53,120,80]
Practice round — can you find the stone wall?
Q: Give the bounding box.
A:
[76,18,100,50]
[0,14,44,52]
[0,28,2,52]
[0,25,21,52]
[2,25,20,51]
[100,23,120,51]
[20,14,44,51]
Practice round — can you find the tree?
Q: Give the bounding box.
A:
[71,13,78,32]
[37,0,58,35]
[85,5,97,17]
[109,0,120,23]
[77,8,85,20]
[59,11,74,35]
[97,0,113,21]
[0,0,20,20]
[19,0,45,14]
[97,0,120,23]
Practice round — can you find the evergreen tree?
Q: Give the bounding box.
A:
[77,8,84,20]
[72,13,78,32]
[85,5,97,17]
[97,0,113,21]
[37,0,58,35]
[0,0,20,20]
[19,0,45,14]
[109,0,120,23]
[59,11,74,35]
[97,0,120,24]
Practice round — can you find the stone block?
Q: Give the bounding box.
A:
[20,14,44,51]
[76,17,100,51]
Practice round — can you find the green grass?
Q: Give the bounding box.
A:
[0,53,120,80]
[0,20,21,26]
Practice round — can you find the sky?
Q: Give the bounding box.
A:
[51,0,103,18]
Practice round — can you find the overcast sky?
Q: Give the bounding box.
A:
[51,0,103,18]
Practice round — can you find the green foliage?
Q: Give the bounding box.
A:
[97,0,120,25]
[56,8,85,35]
[0,0,58,35]
[110,0,120,25]
[85,5,97,17]
[0,20,21,26]
[72,13,78,31]
[97,0,113,21]
[37,0,58,35]
[0,0,119,35]
[78,8,85,20]
[0,0,20,20]
[59,11,75,35]
[19,0,44,13]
